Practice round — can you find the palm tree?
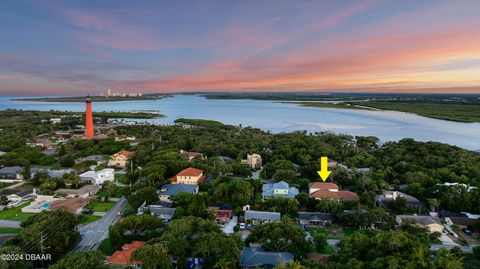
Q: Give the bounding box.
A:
[72,175,81,189]
[428,199,440,212]
[286,261,305,269]
[63,178,72,189]
[213,257,232,269]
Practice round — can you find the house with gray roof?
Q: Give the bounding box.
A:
[395,215,444,233]
[158,184,198,203]
[298,212,333,226]
[240,247,293,268]
[139,205,176,222]
[262,181,299,200]
[0,188,34,202]
[244,210,281,225]
[46,169,73,179]
[375,190,424,208]
[0,166,24,180]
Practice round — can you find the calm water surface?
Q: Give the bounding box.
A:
[1,95,480,150]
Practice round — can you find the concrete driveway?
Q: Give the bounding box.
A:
[221,216,237,234]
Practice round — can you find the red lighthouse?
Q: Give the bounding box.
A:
[85,96,94,138]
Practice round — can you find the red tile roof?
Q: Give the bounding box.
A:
[310,190,359,201]
[108,241,145,266]
[307,253,330,263]
[449,217,477,226]
[113,150,135,158]
[309,182,339,190]
[50,198,88,214]
[215,209,232,219]
[176,167,203,177]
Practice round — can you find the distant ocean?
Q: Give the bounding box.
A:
[1,95,480,150]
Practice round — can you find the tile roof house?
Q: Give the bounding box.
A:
[298,212,333,226]
[240,247,293,268]
[50,197,88,214]
[244,210,281,225]
[308,182,359,202]
[445,217,477,229]
[170,167,205,184]
[396,215,444,233]
[262,181,299,199]
[208,206,233,225]
[107,241,145,268]
[307,253,330,263]
[158,184,199,202]
[108,150,135,168]
[54,184,100,198]
[375,191,424,208]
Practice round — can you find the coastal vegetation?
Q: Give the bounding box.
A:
[291,101,480,122]
[349,101,480,122]
[14,94,170,102]
[49,110,164,119]
[204,92,480,122]
[283,102,374,110]
[174,118,226,128]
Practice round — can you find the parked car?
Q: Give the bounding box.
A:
[246,224,252,230]
[82,208,94,215]
[462,228,472,236]
[239,223,246,230]
[304,224,310,231]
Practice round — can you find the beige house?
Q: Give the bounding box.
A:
[242,154,262,170]
[170,167,205,184]
[396,215,444,233]
[108,150,135,168]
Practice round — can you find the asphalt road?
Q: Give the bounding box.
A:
[430,244,473,253]
[0,219,21,228]
[72,196,127,253]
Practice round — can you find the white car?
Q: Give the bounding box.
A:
[239,223,246,230]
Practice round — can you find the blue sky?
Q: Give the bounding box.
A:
[1,0,480,95]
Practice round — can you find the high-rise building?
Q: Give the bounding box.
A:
[85,96,94,138]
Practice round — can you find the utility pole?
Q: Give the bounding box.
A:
[40,232,46,269]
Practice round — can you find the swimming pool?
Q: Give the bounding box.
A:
[39,203,51,210]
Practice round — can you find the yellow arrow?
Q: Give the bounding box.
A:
[317,157,332,182]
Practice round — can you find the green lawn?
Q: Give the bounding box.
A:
[86,200,115,212]
[0,202,34,221]
[78,214,102,224]
[19,183,38,189]
[314,226,357,240]
[98,238,115,256]
[320,245,335,254]
[0,227,22,234]
[0,182,14,189]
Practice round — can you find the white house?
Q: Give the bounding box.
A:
[79,168,114,185]
[49,118,62,124]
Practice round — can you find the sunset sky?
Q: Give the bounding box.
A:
[1,0,480,95]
